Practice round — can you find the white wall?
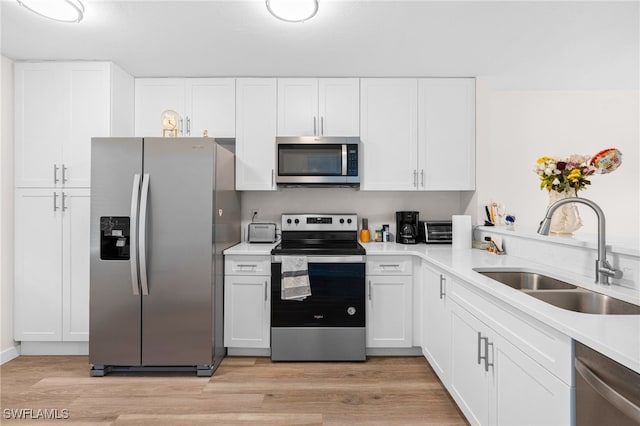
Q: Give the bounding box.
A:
[1,55,17,363]
[240,190,470,242]
[476,80,639,240]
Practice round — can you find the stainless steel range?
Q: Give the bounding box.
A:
[271,213,366,361]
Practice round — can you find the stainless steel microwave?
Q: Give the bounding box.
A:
[276,137,360,186]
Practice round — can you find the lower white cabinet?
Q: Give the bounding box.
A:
[366,256,413,348]
[14,188,90,342]
[421,262,452,383]
[449,294,571,426]
[224,255,271,349]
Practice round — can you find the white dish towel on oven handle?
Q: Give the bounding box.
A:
[281,256,311,301]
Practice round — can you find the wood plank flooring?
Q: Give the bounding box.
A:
[1,356,468,425]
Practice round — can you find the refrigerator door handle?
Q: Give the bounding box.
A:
[130,173,142,296]
[139,173,150,296]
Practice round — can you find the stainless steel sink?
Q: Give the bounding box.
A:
[475,269,640,315]
[475,270,578,290]
[527,290,640,315]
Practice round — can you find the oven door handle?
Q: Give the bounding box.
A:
[271,255,365,264]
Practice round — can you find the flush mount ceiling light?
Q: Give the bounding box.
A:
[266,0,318,23]
[16,0,85,23]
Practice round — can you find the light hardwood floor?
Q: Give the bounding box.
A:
[1,356,468,425]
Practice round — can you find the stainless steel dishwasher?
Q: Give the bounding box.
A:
[575,342,640,425]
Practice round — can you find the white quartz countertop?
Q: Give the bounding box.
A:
[224,240,640,373]
[224,241,279,255]
[364,241,640,374]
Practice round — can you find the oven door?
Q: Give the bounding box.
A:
[271,256,365,327]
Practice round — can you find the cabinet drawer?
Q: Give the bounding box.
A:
[366,256,412,275]
[225,256,271,275]
[450,279,572,385]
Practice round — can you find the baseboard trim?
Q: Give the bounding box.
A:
[227,348,271,357]
[366,347,423,356]
[19,342,88,355]
[0,345,20,365]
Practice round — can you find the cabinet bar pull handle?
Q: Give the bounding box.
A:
[439,274,446,299]
[62,164,68,184]
[186,117,191,135]
[477,332,483,365]
[368,280,372,300]
[413,170,417,187]
[421,169,425,188]
[179,119,184,136]
[380,264,400,268]
[53,164,60,184]
[313,116,317,136]
[130,174,141,296]
[272,169,275,188]
[321,116,324,136]
[485,340,494,372]
[61,192,67,211]
[237,264,258,268]
[53,192,58,211]
[264,280,268,301]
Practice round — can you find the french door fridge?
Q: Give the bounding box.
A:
[89,137,239,376]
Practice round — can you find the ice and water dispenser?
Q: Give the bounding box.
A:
[100,217,130,260]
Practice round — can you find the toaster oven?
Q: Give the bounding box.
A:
[419,220,453,244]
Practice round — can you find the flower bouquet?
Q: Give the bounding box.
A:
[534,148,622,234]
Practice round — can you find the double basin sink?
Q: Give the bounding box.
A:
[474,270,640,315]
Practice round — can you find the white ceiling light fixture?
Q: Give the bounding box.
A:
[16,0,85,23]
[266,0,319,23]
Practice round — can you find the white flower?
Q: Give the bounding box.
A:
[552,178,560,185]
[544,167,554,175]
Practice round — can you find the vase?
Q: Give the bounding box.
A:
[548,189,582,235]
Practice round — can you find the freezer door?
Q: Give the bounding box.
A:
[89,138,143,366]
[140,138,215,366]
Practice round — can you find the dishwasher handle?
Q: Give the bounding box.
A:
[576,358,640,423]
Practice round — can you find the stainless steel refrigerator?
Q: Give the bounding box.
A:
[89,137,240,377]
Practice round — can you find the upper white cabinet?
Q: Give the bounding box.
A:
[418,78,475,190]
[14,62,133,188]
[360,78,475,191]
[134,78,235,137]
[277,78,359,136]
[360,79,418,191]
[235,78,277,191]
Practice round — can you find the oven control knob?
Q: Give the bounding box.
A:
[347,218,352,224]
[294,219,300,224]
[286,219,292,224]
[340,218,345,224]
[347,306,356,316]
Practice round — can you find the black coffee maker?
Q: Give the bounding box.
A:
[396,211,419,244]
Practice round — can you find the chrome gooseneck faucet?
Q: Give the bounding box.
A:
[537,197,623,285]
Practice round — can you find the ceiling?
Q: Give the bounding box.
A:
[1,0,638,89]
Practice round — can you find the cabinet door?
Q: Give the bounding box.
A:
[366,274,412,348]
[277,78,318,136]
[14,189,63,341]
[134,78,185,136]
[62,189,91,341]
[185,78,235,137]
[422,265,451,383]
[360,79,418,191]
[418,78,475,190]
[318,78,359,136]
[490,335,571,426]
[65,64,110,188]
[449,301,491,426]
[235,78,277,191]
[14,63,66,187]
[224,275,270,348]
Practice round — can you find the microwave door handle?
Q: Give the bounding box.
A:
[342,145,347,176]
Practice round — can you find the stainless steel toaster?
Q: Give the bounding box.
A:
[248,223,277,243]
